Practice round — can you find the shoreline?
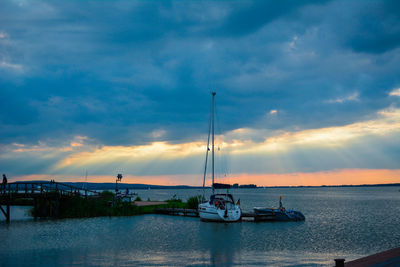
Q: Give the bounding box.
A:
[8,180,400,191]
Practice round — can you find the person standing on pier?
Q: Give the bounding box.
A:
[2,174,7,193]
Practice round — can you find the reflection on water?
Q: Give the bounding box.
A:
[201,223,242,266]
[2,206,32,221]
[1,187,399,266]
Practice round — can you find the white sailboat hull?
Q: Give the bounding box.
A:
[198,202,241,222]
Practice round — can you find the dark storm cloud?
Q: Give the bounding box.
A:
[212,0,330,37]
[344,0,400,54]
[0,0,399,148]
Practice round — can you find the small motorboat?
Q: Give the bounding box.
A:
[253,196,305,222]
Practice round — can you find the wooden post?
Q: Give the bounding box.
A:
[40,198,46,218]
[49,200,53,217]
[55,194,60,218]
[334,259,345,267]
[6,203,10,223]
[34,198,37,219]
[0,205,10,223]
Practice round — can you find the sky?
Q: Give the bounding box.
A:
[1,0,400,186]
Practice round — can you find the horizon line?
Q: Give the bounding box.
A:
[8,180,400,188]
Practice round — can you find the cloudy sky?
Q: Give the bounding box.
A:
[1,0,400,186]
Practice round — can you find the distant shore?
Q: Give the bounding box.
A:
[11,180,400,190]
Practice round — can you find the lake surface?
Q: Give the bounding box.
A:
[1,187,400,266]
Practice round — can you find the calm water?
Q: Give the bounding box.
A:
[1,187,400,266]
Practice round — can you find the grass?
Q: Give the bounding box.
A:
[186,195,204,210]
[30,191,201,219]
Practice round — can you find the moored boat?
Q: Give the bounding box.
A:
[253,196,305,221]
[198,92,242,222]
[199,185,241,222]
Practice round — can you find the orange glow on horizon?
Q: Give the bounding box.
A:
[10,169,400,187]
[220,169,400,186]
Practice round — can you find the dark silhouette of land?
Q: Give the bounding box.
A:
[11,181,400,190]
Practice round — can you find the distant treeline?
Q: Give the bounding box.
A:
[232,183,257,188]
[63,182,203,190]
[13,181,400,190]
[262,183,400,188]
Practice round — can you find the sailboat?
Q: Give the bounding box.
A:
[198,92,242,222]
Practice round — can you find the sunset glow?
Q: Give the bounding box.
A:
[4,107,400,186]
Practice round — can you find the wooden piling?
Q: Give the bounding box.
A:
[34,198,38,219]
[6,203,10,222]
[334,258,345,267]
[0,204,10,222]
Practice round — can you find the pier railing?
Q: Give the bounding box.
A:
[0,181,101,222]
[1,181,100,199]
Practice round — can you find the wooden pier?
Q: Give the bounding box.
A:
[1,183,304,223]
[332,247,400,267]
[154,208,199,217]
[343,247,400,267]
[152,208,303,222]
[154,208,255,218]
[0,181,100,222]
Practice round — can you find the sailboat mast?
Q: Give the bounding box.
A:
[212,92,216,194]
[202,101,212,198]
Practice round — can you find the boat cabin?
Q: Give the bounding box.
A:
[209,194,235,204]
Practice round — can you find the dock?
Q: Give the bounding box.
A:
[152,209,304,222]
[340,247,400,267]
[153,208,253,219]
[154,208,199,217]
[0,181,100,222]
[135,201,168,207]
[1,182,304,223]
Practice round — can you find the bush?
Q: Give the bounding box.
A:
[135,196,142,201]
[187,195,203,210]
[101,190,115,201]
